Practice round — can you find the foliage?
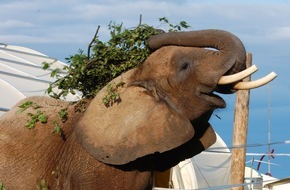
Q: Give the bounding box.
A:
[52,108,68,138]
[52,121,62,136]
[44,17,191,99]
[58,108,68,122]
[25,111,47,129]
[159,17,190,31]
[17,101,42,113]
[102,81,125,107]
[0,181,6,190]
[37,179,49,190]
[73,99,89,113]
[18,101,67,138]
[17,101,47,129]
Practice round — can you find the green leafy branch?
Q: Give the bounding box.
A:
[159,17,191,31]
[44,17,190,100]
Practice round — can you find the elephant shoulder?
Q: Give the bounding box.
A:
[0,96,85,142]
[0,96,81,186]
[0,96,70,123]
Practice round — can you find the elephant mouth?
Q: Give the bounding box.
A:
[200,91,226,109]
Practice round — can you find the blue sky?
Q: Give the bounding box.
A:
[1,0,289,179]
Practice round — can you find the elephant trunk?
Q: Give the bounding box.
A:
[148,29,247,94]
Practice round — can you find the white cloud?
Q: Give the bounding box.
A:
[0,34,48,44]
[1,20,34,29]
[266,27,290,40]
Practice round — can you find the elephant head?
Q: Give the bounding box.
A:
[75,29,246,169]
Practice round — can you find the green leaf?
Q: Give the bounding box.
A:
[17,101,41,113]
[0,181,6,190]
[46,85,53,94]
[24,110,47,129]
[39,179,49,190]
[42,62,50,70]
[180,21,189,28]
[25,121,35,129]
[53,121,62,136]
[50,68,60,78]
[18,101,33,113]
[58,108,68,122]
[159,17,169,23]
[38,113,47,123]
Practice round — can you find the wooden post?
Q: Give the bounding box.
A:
[230,53,252,190]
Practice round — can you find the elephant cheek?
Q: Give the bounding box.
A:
[172,95,214,122]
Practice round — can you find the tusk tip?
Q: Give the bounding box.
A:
[269,71,278,78]
[233,71,277,90]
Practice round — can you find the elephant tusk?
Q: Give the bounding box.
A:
[232,72,277,90]
[218,65,258,85]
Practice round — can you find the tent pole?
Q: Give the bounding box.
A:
[230,53,252,190]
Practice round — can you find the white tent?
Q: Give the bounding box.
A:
[171,133,231,189]
[0,43,78,116]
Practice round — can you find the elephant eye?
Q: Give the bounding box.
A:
[180,62,189,71]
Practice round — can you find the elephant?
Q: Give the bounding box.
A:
[0,29,247,189]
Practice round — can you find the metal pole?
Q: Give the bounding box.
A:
[0,107,10,112]
[230,53,252,190]
[267,83,271,174]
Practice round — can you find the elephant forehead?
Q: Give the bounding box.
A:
[150,46,199,59]
[146,46,199,70]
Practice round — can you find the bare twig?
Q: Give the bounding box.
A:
[87,25,100,59]
[139,14,142,26]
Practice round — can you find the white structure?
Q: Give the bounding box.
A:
[0,43,78,116]
[171,134,231,189]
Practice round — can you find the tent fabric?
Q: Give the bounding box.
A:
[0,79,25,112]
[171,133,231,189]
[0,44,78,116]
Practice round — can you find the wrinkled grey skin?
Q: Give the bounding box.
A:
[0,29,246,189]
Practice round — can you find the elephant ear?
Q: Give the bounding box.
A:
[75,70,195,165]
